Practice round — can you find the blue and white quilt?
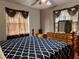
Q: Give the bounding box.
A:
[0,36,71,59]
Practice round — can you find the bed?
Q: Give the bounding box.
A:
[0,36,71,59]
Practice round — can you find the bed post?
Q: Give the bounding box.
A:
[70,32,75,59]
[78,35,79,55]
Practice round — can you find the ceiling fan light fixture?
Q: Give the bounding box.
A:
[47,1,52,6]
[41,0,46,3]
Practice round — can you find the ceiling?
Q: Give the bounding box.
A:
[1,0,77,9]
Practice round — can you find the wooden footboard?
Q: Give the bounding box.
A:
[47,32,75,59]
[36,32,78,59]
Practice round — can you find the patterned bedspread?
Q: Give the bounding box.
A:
[0,36,71,59]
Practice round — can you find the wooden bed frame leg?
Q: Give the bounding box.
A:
[77,36,79,56]
[71,32,75,59]
[69,32,75,59]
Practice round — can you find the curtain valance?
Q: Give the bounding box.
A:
[5,7,29,18]
[5,8,16,17]
[67,7,77,16]
[21,11,29,18]
[53,5,79,17]
[54,10,61,17]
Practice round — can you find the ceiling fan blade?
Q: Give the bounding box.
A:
[39,1,42,5]
[31,0,39,5]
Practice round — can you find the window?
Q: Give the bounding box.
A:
[54,10,78,32]
[6,8,29,35]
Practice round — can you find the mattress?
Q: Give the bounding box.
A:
[0,36,71,59]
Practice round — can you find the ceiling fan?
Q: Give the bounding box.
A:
[31,0,51,5]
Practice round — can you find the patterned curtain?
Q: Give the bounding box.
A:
[19,13,29,34]
[54,10,61,17]
[5,8,16,17]
[67,7,78,32]
[77,5,79,33]
[67,7,77,16]
[21,11,29,19]
[54,5,79,33]
[6,13,20,35]
[54,10,71,32]
[5,7,29,35]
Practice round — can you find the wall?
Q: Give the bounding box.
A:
[0,1,40,41]
[40,9,53,33]
[40,0,79,34]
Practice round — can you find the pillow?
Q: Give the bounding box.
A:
[0,47,6,59]
[38,34,43,38]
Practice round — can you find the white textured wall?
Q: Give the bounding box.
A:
[40,0,79,34]
[40,9,54,34]
[0,1,40,41]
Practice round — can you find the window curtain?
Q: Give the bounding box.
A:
[21,11,29,19]
[54,10,61,18]
[6,8,16,17]
[67,7,77,16]
[6,12,19,35]
[67,7,78,32]
[54,10,71,32]
[19,13,29,34]
[5,7,29,35]
[54,5,79,33]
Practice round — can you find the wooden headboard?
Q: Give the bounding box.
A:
[47,32,75,59]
